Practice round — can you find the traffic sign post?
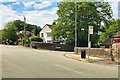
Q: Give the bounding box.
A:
[88,26,93,58]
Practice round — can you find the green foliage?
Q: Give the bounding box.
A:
[12,20,41,36]
[51,2,113,47]
[19,38,24,45]
[18,38,30,45]
[26,39,30,44]
[2,22,17,43]
[29,36,43,42]
[100,19,120,43]
[88,60,94,63]
[2,20,42,45]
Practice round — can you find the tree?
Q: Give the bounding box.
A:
[12,20,41,35]
[2,22,17,44]
[1,20,42,44]
[100,19,120,43]
[51,1,113,47]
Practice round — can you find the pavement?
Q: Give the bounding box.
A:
[64,53,119,66]
[1,45,119,78]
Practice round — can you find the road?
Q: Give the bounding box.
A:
[1,45,118,78]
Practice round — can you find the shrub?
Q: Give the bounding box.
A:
[29,36,43,42]
[88,61,94,63]
[9,41,15,45]
[26,39,30,44]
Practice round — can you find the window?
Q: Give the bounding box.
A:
[41,33,44,37]
[47,33,51,37]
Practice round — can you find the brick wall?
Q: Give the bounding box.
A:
[30,41,74,51]
[77,47,119,61]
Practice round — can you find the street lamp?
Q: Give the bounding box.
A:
[19,15,26,46]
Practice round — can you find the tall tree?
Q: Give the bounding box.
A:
[51,1,113,47]
[2,22,17,43]
[12,20,41,35]
[100,19,120,43]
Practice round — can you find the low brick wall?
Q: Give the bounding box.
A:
[30,41,74,51]
[77,47,112,60]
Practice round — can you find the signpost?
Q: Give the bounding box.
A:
[89,26,93,34]
[88,26,93,58]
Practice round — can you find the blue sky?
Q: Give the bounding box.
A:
[0,0,119,29]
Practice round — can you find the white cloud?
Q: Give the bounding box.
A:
[0,4,21,29]
[104,0,120,2]
[23,7,58,28]
[0,2,58,29]
[11,2,20,6]
[34,1,52,9]
[23,2,35,8]
[0,0,17,2]
[13,2,20,5]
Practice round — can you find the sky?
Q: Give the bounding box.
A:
[0,0,120,29]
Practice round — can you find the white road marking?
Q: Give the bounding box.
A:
[54,64,82,74]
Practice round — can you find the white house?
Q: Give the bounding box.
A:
[39,24,52,43]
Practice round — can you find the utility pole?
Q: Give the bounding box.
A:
[75,1,78,54]
[23,15,26,47]
[88,30,90,58]
[19,15,26,46]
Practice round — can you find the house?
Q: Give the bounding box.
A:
[111,31,120,50]
[100,31,120,49]
[39,24,52,43]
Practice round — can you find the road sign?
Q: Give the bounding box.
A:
[89,26,93,34]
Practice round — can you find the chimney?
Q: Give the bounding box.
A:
[52,22,56,25]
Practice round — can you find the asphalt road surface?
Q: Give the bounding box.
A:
[1,45,118,78]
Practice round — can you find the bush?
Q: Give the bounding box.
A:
[9,41,15,45]
[18,38,30,45]
[88,61,94,63]
[29,36,43,42]
[26,39,30,44]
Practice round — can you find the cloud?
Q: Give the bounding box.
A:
[0,2,58,29]
[0,0,119,30]
[105,0,120,2]
[12,2,20,5]
[23,7,58,27]
[0,4,21,29]
[0,0,17,2]
[34,1,52,9]
[23,1,35,8]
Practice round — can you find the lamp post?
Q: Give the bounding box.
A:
[19,15,26,46]
[74,1,78,54]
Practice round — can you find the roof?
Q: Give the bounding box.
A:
[41,24,52,30]
[111,31,120,38]
[46,24,52,29]
[100,31,120,46]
